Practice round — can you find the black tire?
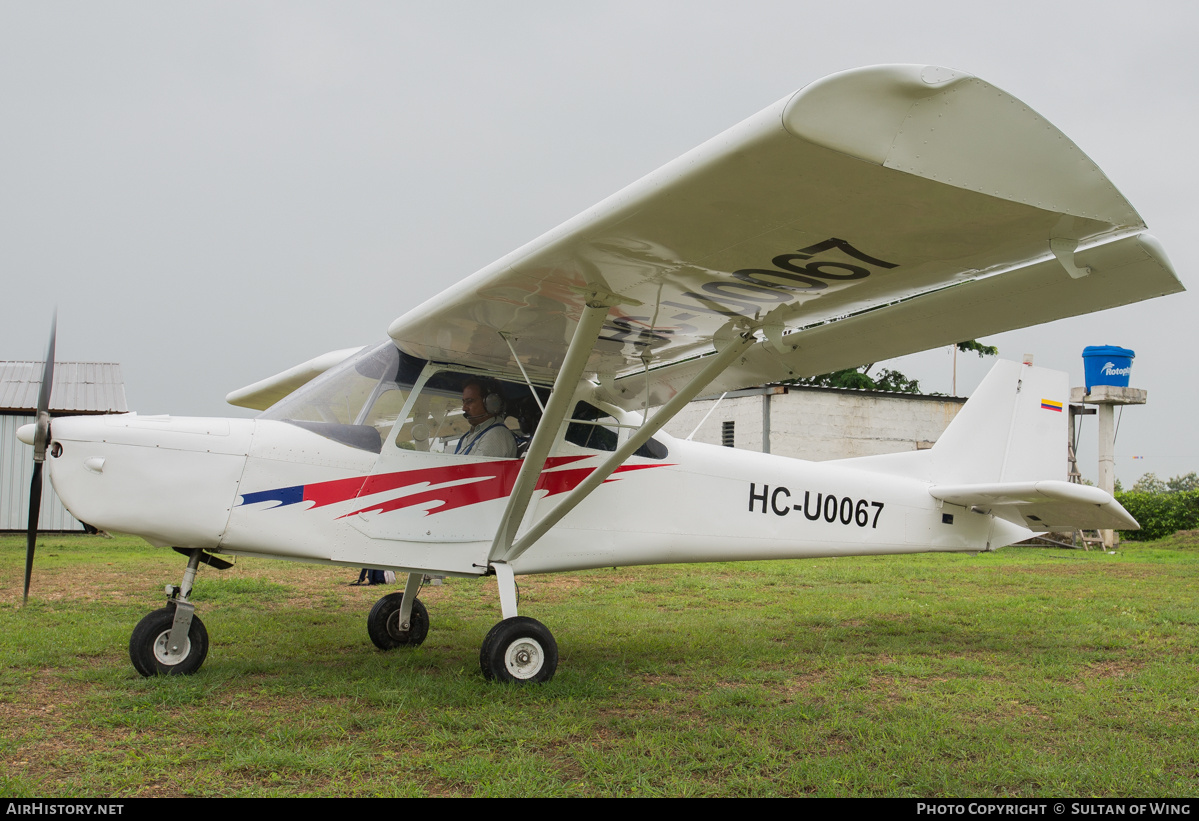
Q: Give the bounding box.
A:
[129,606,209,677]
[479,616,557,684]
[367,593,429,650]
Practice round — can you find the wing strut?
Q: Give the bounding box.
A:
[486,293,621,564]
[498,326,757,563]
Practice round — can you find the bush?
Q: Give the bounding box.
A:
[1116,490,1199,540]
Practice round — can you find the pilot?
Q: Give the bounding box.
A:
[455,379,518,458]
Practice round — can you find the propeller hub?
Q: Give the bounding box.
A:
[33,411,51,462]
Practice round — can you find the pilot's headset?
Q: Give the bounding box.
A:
[480,381,506,417]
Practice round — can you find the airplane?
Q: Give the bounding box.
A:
[17,64,1183,684]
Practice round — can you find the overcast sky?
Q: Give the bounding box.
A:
[2,0,1194,485]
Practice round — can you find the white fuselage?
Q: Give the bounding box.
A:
[47,410,1026,577]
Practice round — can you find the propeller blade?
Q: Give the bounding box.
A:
[33,312,56,462]
[25,313,57,606]
[24,463,43,605]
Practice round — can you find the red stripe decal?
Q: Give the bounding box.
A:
[253,455,669,518]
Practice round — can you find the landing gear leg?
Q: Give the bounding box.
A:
[129,548,209,677]
[479,563,557,684]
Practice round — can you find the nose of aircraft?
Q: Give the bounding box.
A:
[47,414,256,548]
[16,423,36,446]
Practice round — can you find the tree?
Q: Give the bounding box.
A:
[956,340,999,358]
[1132,473,1168,494]
[795,367,896,391]
[871,368,924,393]
[1127,472,1199,494]
[791,340,995,394]
[1167,472,1199,493]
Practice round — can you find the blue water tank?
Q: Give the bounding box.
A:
[1082,346,1135,393]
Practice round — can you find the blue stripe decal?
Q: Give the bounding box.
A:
[238,485,305,509]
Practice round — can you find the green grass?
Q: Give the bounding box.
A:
[1,533,1196,797]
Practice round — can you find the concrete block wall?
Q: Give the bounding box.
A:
[663,386,965,462]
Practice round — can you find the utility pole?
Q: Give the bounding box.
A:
[1070,384,1146,549]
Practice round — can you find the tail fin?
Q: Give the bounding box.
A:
[927,359,1068,486]
[840,359,1134,534]
[927,360,1135,533]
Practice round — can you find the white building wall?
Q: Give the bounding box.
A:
[663,387,965,462]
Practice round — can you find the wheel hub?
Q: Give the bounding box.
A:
[386,611,410,640]
[504,638,544,680]
[152,630,190,665]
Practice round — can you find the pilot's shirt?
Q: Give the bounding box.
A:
[455,419,517,458]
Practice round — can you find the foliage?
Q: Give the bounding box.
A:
[1117,473,1199,540]
[798,367,877,391]
[1127,472,1198,495]
[1116,489,1199,540]
[795,366,918,392]
[1167,472,1199,492]
[870,367,924,393]
[791,340,994,394]
[955,339,999,358]
[1132,473,1168,494]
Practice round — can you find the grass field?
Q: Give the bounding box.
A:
[1,533,1196,797]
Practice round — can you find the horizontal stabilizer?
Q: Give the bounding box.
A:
[929,480,1137,532]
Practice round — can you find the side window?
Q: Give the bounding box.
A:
[565,402,619,452]
[395,390,471,452]
[635,435,669,460]
[392,370,530,454]
[565,401,669,459]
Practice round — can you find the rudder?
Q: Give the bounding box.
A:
[929,359,1069,486]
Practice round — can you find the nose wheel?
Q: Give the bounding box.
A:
[366,573,430,650]
[367,592,429,649]
[129,605,209,676]
[128,547,227,677]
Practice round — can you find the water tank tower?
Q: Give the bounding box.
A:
[1071,346,1145,548]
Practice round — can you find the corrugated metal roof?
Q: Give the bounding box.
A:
[0,361,128,414]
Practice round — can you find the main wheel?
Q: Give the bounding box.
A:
[367,593,429,650]
[129,606,209,677]
[479,616,557,684]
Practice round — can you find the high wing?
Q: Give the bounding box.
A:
[386,64,1181,410]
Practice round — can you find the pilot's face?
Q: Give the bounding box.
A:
[462,385,488,423]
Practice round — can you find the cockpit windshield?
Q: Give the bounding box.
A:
[260,341,421,452]
[258,339,667,460]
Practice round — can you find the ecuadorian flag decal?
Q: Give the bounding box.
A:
[1041,398,1064,412]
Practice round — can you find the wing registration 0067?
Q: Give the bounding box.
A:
[386,64,1182,408]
